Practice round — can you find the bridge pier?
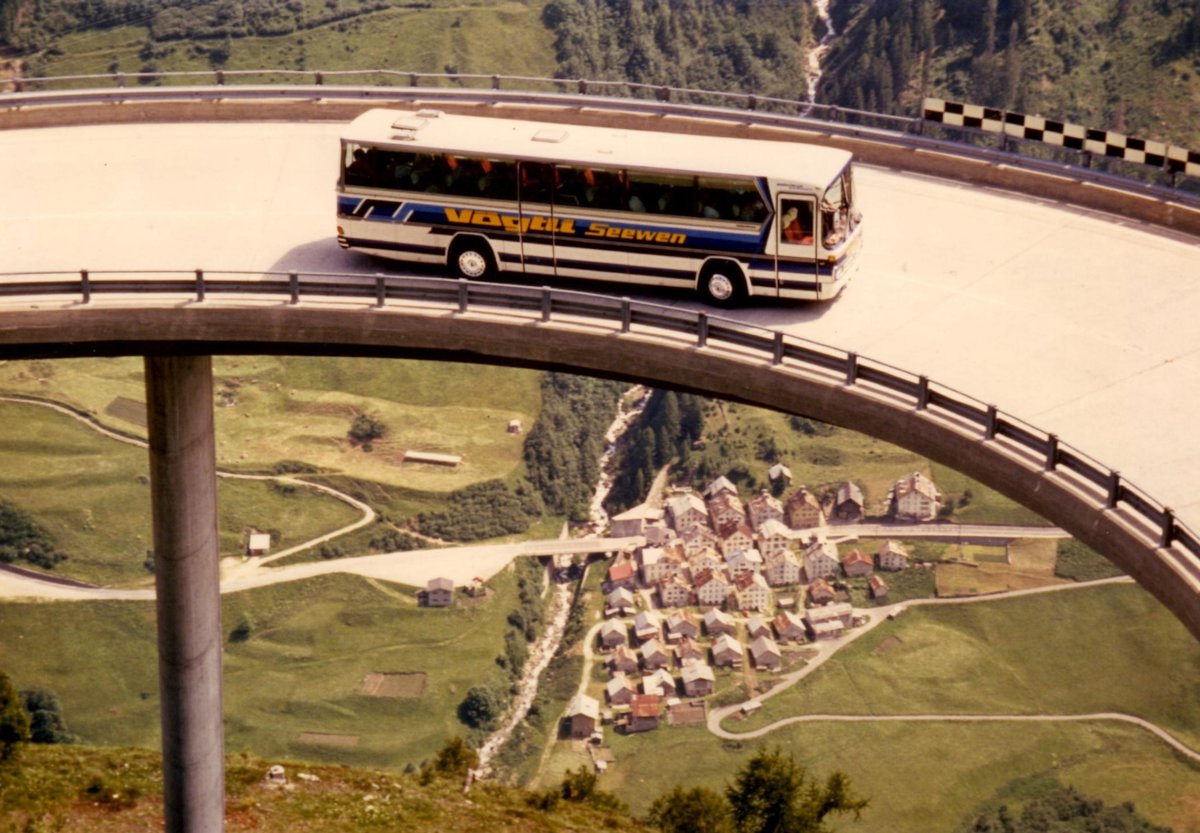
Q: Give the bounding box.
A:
[145,354,225,833]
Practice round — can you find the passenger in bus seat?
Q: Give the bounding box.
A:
[782,205,814,245]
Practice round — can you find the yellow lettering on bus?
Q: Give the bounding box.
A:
[606,227,623,239]
[558,219,577,234]
[501,216,524,234]
[474,212,501,227]
[446,208,473,224]
[669,233,686,244]
[585,223,607,237]
[621,228,636,240]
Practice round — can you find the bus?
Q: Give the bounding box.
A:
[336,108,862,305]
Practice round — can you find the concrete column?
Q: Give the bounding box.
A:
[144,355,224,833]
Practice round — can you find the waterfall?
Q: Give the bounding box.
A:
[803,0,836,115]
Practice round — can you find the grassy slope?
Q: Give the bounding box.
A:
[0,399,362,585]
[1,746,647,833]
[0,570,524,769]
[581,583,1200,832]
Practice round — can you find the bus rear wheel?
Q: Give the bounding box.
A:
[699,262,745,307]
[450,239,495,280]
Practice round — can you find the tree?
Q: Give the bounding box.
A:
[725,747,867,833]
[0,671,30,761]
[649,785,734,833]
[429,736,479,778]
[458,684,505,730]
[20,687,73,744]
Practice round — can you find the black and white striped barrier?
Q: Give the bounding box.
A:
[923,98,1200,178]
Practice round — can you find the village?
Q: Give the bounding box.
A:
[561,467,944,762]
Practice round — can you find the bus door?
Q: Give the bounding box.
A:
[775,195,818,293]
[517,161,559,276]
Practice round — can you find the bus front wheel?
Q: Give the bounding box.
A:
[699,262,745,307]
[450,239,496,280]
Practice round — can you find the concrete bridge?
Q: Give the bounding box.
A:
[2,78,1199,831]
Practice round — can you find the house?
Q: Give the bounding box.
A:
[746,614,771,641]
[247,532,271,556]
[803,538,841,582]
[756,518,793,558]
[747,490,785,530]
[711,633,744,668]
[725,546,764,577]
[606,559,637,591]
[644,521,674,546]
[768,463,793,488]
[731,574,773,617]
[606,645,640,675]
[605,586,637,616]
[665,611,700,643]
[749,635,782,671]
[785,487,825,530]
[877,540,909,571]
[705,475,739,499]
[694,568,733,608]
[657,575,693,609]
[831,482,865,523]
[675,635,705,666]
[805,603,854,642]
[681,662,716,697]
[425,577,454,607]
[611,504,665,538]
[599,619,628,650]
[891,472,941,522]
[842,549,874,578]
[565,694,600,738]
[718,521,756,558]
[667,492,709,533]
[708,492,747,531]
[633,610,663,643]
[507,418,522,434]
[773,610,807,643]
[640,638,671,671]
[868,574,889,599]
[640,545,684,585]
[642,668,677,698]
[808,577,836,605]
[606,673,636,705]
[764,550,803,587]
[703,607,737,637]
[626,694,661,733]
[688,545,723,574]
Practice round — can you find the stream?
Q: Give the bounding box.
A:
[474,385,651,778]
[803,0,837,114]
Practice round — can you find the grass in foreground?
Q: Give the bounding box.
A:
[0,745,645,833]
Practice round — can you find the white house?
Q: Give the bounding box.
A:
[803,538,841,582]
[891,472,941,522]
[877,540,910,571]
[681,662,716,697]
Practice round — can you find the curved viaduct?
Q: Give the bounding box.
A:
[3,80,1200,830]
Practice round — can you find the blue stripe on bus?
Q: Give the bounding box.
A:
[342,237,445,257]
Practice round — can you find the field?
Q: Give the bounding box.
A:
[0,398,362,586]
[23,1,557,84]
[0,569,528,770]
[0,356,541,492]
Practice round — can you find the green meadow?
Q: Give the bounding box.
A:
[0,569,526,770]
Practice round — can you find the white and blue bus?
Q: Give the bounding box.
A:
[337,108,862,304]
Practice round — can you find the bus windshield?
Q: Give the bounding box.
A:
[820,165,857,249]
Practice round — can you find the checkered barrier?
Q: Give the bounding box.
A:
[923,98,1200,179]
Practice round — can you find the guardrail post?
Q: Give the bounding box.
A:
[846,352,858,385]
[314,71,324,86]
[747,94,757,111]
[541,287,552,322]
[697,313,708,348]
[657,86,671,102]
[578,79,588,95]
[916,375,929,410]
[1106,470,1121,509]
[772,332,784,365]
[829,105,840,122]
[375,276,386,308]
[215,71,224,86]
[620,298,631,333]
[195,269,205,303]
[985,405,997,439]
[410,73,419,87]
[492,74,501,91]
[289,272,299,304]
[115,72,125,88]
[80,269,91,304]
[457,279,468,313]
[1046,433,1059,471]
[12,78,21,93]
[1162,507,1176,548]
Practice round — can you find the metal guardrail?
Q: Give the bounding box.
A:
[1,268,1196,572]
[3,70,1198,209]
